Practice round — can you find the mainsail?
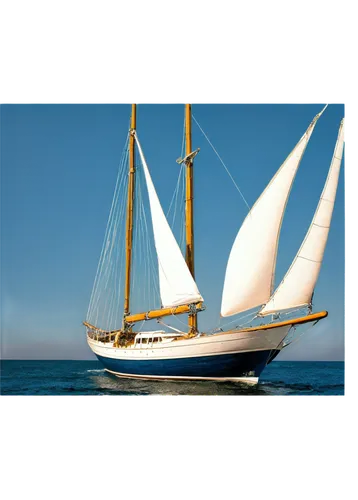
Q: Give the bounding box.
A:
[134,132,203,308]
[259,118,344,316]
[221,106,327,317]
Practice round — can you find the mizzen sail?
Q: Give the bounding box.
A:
[134,132,203,308]
[221,107,326,317]
[259,118,344,316]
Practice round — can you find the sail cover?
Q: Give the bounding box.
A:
[134,133,203,308]
[221,107,326,317]
[259,118,344,316]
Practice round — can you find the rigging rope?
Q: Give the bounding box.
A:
[91,133,170,331]
[133,153,161,312]
[210,309,259,333]
[157,319,184,334]
[167,114,186,235]
[192,114,251,212]
[166,163,184,222]
[87,133,129,326]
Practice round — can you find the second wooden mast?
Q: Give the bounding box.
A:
[185,104,197,334]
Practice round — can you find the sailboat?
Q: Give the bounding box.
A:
[84,104,344,384]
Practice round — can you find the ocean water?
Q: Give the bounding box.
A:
[1,360,344,395]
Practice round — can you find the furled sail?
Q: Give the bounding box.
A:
[134,132,204,308]
[259,118,344,316]
[221,106,327,317]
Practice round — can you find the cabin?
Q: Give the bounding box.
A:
[133,331,185,348]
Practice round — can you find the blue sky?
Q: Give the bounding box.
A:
[1,104,344,360]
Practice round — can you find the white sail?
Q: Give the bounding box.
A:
[221,107,326,317]
[259,118,344,316]
[134,133,203,308]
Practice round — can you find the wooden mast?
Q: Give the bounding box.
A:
[185,104,197,333]
[123,104,137,328]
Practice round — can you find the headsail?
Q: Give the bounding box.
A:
[134,132,204,308]
[221,106,326,317]
[259,118,344,316]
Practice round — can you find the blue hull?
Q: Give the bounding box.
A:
[96,349,277,380]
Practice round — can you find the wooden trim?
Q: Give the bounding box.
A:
[185,104,197,334]
[83,321,121,334]
[221,310,328,335]
[125,302,204,324]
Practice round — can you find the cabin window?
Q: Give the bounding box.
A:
[136,336,163,345]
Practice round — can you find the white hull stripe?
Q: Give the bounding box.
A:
[105,368,259,385]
